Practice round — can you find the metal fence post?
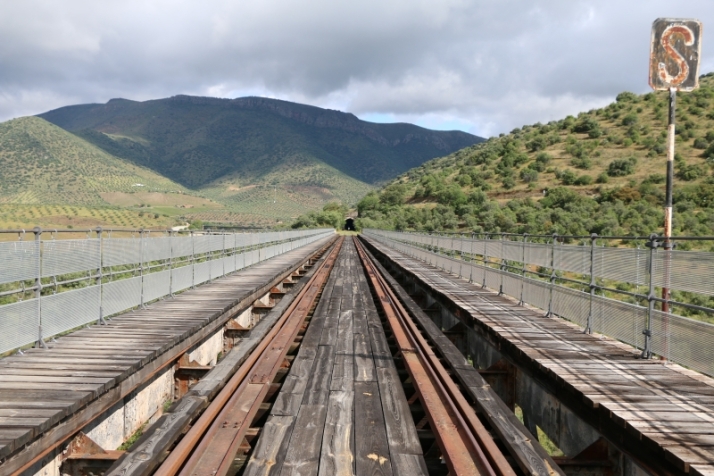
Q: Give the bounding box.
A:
[482,234,488,289]
[222,232,226,277]
[499,234,505,296]
[97,227,106,325]
[34,227,47,349]
[519,233,527,306]
[469,233,474,283]
[190,230,196,289]
[546,233,557,317]
[642,234,658,359]
[585,233,597,334]
[169,231,175,298]
[139,229,146,308]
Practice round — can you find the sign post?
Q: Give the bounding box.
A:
[648,18,702,315]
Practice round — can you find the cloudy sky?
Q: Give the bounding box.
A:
[0,1,712,137]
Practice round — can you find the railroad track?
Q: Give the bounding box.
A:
[146,236,344,476]
[112,234,561,476]
[354,237,520,476]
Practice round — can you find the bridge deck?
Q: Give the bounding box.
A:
[363,236,714,475]
[0,236,333,469]
[243,239,427,476]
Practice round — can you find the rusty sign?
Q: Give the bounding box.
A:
[649,18,702,91]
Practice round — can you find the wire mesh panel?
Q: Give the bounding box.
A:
[102,276,142,317]
[502,241,522,262]
[593,247,648,285]
[484,267,501,291]
[42,239,100,277]
[553,245,590,275]
[143,270,171,303]
[486,241,502,261]
[235,250,246,271]
[42,285,101,337]
[0,241,38,285]
[208,235,224,253]
[589,295,645,349]
[471,239,486,258]
[0,299,38,354]
[234,234,246,250]
[224,234,236,251]
[194,261,211,285]
[143,237,172,262]
[103,238,142,267]
[171,235,194,260]
[651,310,714,376]
[502,273,522,300]
[524,243,551,268]
[171,265,193,293]
[523,278,550,311]
[249,249,260,266]
[223,256,235,274]
[193,235,212,255]
[209,259,224,280]
[652,250,714,296]
[551,286,589,328]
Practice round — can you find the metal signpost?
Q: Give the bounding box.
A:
[648,18,702,314]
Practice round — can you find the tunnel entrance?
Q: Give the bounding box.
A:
[344,217,355,231]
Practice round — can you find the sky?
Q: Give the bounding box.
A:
[0,1,712,137]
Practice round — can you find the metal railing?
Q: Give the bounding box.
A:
[364,229,714,378]
[0,227,334,354]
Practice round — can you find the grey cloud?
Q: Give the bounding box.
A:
[0,0,712,136]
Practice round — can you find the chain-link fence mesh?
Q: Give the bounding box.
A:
[365,229,714,378]
[0,229,332,353]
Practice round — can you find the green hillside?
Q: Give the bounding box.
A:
[356,74,714,242]
[38,95,482,223]
[0,116,189,206]
[0,117,221,230]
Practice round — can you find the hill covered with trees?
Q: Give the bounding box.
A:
[354,74,714,245]
[38,96,482,223]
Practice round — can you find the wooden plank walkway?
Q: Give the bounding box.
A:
[0,236,333,471]
[363,236,714,474]
[243,239,427,476]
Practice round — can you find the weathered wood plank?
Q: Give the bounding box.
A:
[280,405,328,476]
[375,367,421,456]
[318,391,354,476]
[354,381,393,476]
[242,416,295,476]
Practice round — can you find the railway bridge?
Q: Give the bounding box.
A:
[0,228,713,476]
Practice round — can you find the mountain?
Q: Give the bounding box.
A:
[0,116,188,206]
[356,73,714,241]
[38,95,483,222]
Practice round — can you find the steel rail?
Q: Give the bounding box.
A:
[154,236,343,476]
[354,237,516,476]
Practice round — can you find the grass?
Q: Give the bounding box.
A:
[118,423,146,451]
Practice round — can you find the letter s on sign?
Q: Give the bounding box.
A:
[658,25,695,86]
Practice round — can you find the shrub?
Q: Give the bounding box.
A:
[607,157,637,177]
[616,91,638,102]
[574,175,594,185]
[694,137,710,150]
[572,116,601,134]
[571,157,593,170]
[596,172,609,184]
[643,174,666,184]
[676,163,705,181]
[559,169,578,185]
[527,136,548,152]
[519,169,538,183]
[621,113,638,126]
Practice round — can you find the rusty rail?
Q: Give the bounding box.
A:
[153,236,344,476]
[354,236,516,476]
